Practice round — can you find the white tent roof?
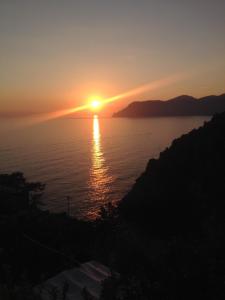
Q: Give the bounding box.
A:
[36,261,111,300]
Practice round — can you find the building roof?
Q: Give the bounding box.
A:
[35,261,111,300]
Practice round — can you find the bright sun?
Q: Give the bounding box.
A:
[89,97,103,111]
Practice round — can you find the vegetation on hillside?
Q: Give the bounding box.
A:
[114,112,225,299]
[0,173,97,299]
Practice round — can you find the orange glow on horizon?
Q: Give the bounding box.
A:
[27,72,186,125]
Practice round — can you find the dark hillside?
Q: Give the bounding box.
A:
[119,111,225,237]
[98,111,225,299]
[113,93,225,117]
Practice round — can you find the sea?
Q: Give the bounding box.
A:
[0,115,210,219]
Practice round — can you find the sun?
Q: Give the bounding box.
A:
[89,97,103,111]
[91,100,101,108]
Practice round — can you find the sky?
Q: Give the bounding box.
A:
[0,0,225,117]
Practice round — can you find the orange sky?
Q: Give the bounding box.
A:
[0,1,225,117]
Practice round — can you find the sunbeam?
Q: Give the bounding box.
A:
[28,73,185,125]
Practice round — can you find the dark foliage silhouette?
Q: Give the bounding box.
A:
[109,111,225,299]
[119,111,225,236]
[0,173,97,298]
[0,172,44,213]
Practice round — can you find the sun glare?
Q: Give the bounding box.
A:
[29,74,183,124]
[89,97,102,111]
[92,100,100,108]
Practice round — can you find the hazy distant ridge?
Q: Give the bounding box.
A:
[113,94,225,117]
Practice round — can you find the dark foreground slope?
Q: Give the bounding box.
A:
[119,111,225,235]
[113,93,225,117]
[100,112,225,299]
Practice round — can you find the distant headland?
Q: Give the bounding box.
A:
[113,93,225,117]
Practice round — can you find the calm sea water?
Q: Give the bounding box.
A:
[0,115,210,219]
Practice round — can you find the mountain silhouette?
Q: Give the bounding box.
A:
[119,110,225,236]
[113,93,225,117]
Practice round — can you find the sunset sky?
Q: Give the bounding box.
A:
[0,0,225,117]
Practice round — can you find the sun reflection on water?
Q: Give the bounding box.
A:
[93,115,102,169]
[88,115,113,218]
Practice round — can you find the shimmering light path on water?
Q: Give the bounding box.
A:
[0,116,210,219]
[88,115,113,218]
